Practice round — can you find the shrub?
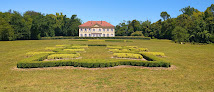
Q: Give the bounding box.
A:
[88,40,105,42]
[131,31,144,36]
[138,48,149,52]
[109,49,134,53]
[71,45,88,48]
[26,52,55,57]
[105,40,125,42]
[88,44,107,46]
[17,58,170,68]
[45,47,64,50]
[42,36,151,40]
[113,53,143,59]
[139,52,165,57]
[47,54,80,59]
[63,49,85,52]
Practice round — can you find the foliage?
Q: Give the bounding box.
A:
[115,4,214,43]
[0,10,81,41]
[63,49,85,52]
[139,52,165,57]
[26,52,55,57]
[131,31,144,36]
[172,26,189,43]
[47,54,80,59]
[113,53,143,59]
[160,11,170,21]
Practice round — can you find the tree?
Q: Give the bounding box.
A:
[180,6,199,16]
[160,11,170,21]
[0,17,15,41]
[172,26,189,43]
[131,31,144,36]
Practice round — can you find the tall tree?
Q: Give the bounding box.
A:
[179,6,199,16]
[0,17,15,41]
[160,11,170,21]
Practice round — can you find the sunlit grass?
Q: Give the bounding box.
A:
[0,39,213,91]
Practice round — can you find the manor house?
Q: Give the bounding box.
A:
[78,21,115,37]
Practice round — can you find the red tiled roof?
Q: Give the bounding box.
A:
[78,21,114,28]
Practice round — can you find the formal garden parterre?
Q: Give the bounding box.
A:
[17,44,170,68]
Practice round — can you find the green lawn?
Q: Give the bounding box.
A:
[0,39,214,91]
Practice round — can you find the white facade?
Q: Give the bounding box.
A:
[79,24,115,37]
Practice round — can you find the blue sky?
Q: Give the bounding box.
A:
[0,0,213,25]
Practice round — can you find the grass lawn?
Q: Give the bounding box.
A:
[0,39,214,91]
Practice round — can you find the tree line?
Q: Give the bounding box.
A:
[115,4,214,43]
[0,10,81,40]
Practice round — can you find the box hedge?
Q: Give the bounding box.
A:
[42,36,151,40]
[17,53,170,68]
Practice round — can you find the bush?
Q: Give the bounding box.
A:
[138,48,149,52]
[17,58,170,68]
[63,49,85,52]
[139,52,165,57]
[47,54,80,59]
[131,31,144,36]
[41,36,151,40]
[26,52,55,57]
[113,53,143,59]
[88,44,107,46]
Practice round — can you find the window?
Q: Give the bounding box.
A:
[93,29,95,31]
[107,29,109,31]
[103,29,105,32]
[103,34,105,37]
[89,28,91,31]
[99,34,101,37]
[111,34,113,36]
[99,29,101,31]
[111,29,113,31]
[80,34,83,37]
[89,34,91,37]
[80,28,82,31]
[85,28,87,31]
[107,34,109,37]
[85,34,87,37]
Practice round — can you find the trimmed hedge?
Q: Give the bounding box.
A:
[47,54,80,59]
[139,52,165,57]
[113,53,143,59]
[41,36,151,40]
[26,52,55,57]
[64,49,85,52]
[17,58,170,68]
[88,44,107,46]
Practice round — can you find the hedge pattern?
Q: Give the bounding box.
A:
[18,44,171,68]
[17,56,170,68]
